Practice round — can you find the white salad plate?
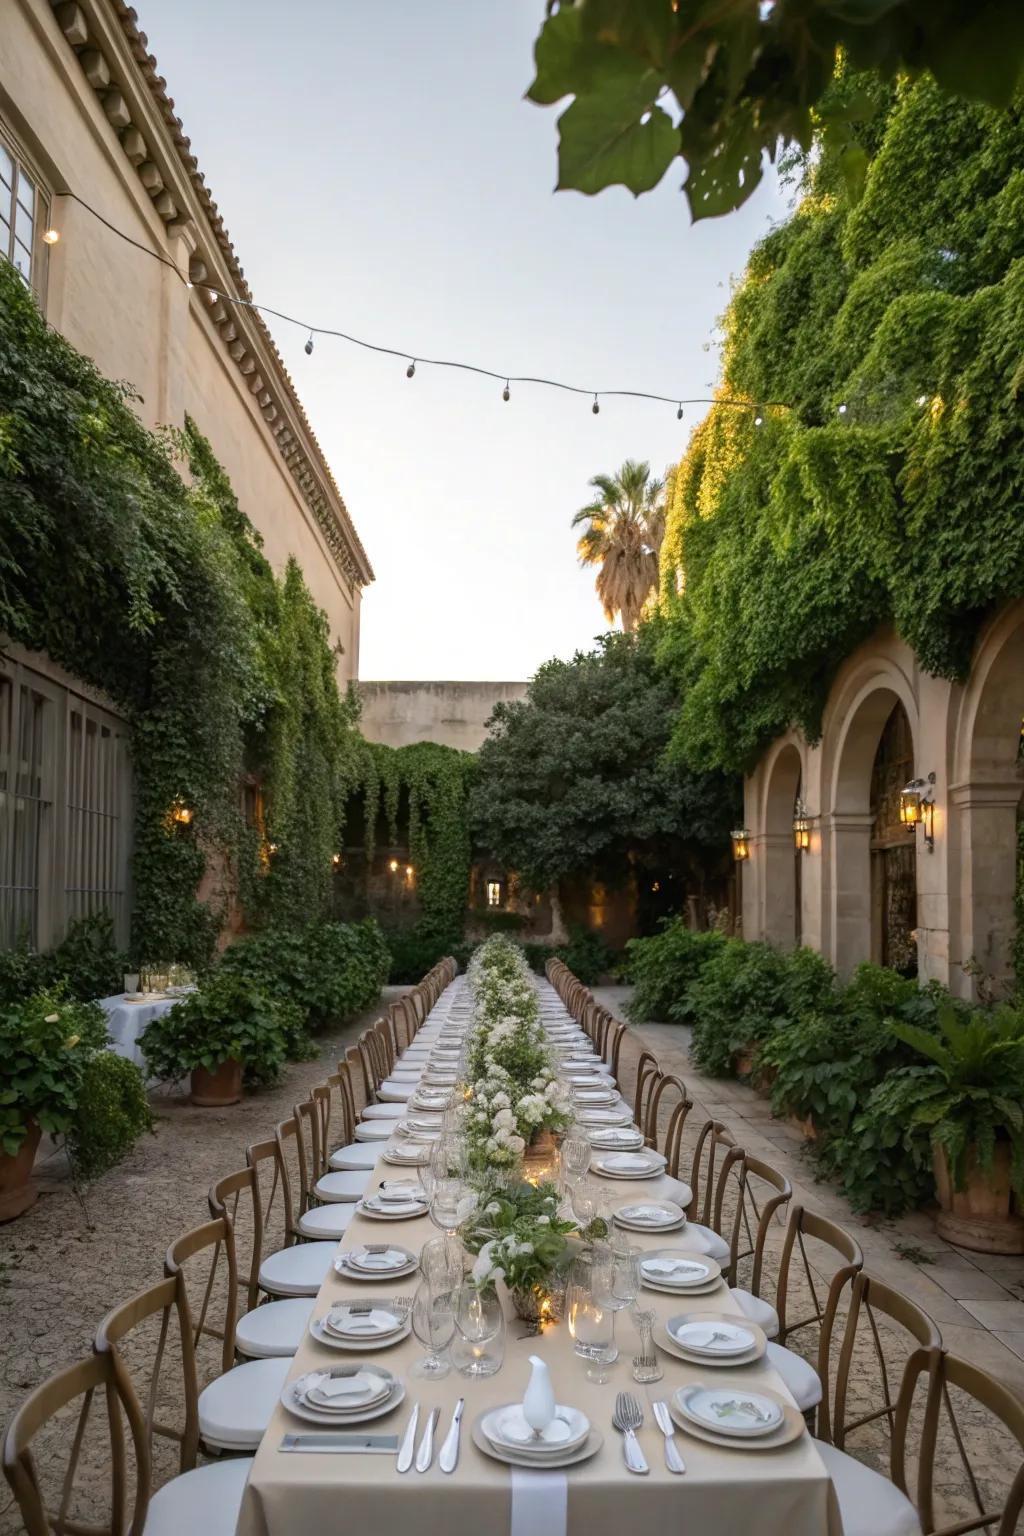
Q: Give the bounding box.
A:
[335,1246,418,1279]
[593,1150,667,1180]
[481,1403,590,1455]
[613,1199,686,1232]
[674,1384,784,1438]
[283,1369,405,1427]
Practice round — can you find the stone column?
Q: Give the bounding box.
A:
[760,832,797,949]
[827,811,875,975]
[949,778,1022,998]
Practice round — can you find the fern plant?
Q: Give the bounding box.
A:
[891,1004,1024,1196]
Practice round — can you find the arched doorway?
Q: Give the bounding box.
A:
[761,742,802,950]
[869,702,917,975]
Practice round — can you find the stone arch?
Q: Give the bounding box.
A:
[823,653,920,974]
[950,602,1024,992]
[759,739,804,949]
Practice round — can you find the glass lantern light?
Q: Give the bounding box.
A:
[899,772,936,850]
[793,799,811,853]
[730,827,751,862]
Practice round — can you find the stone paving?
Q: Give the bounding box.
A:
[595,985,1024,1396]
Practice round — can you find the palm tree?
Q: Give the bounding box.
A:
[571,459,666,631]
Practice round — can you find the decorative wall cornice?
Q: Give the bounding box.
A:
[48,0,373,590]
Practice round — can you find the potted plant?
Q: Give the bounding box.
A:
[0,990,108,1219]
[140,971,309,1106]
[892,1003,1024,1253]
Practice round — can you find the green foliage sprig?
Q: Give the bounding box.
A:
[0,989,109,1153]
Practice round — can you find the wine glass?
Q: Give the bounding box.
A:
[593,1242,640,1359]
[560,1134,592,1185]
[430,1178,477,1241]
[451,1283,505,1376]
[570,1178,610,1238]
[410,1278,456,1379]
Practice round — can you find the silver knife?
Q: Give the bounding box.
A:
[279,1433,399,1454]
[651,1400,686,1474]
[396,1404,420,1473]
[438,1398,464,1473]
[415,1406,439,1472]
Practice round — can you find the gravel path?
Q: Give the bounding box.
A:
[0,988,404,1534]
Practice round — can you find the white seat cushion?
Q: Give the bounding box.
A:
[315,1168,371,1202]
[360,1103,405,1120]
[199,1357,291,1450]
[298,1202,355,1240]
[815,1441,921,1536]
[235,1297,313,1358]
[144,1454,252,1536]
[766,1341,821,1411]
[258,1241,336,1297]
[388,1066,422,1079]
[376,1082,414,1102]
[685,1222,731,1264]
[355,1121,394,1141]
[330,1143,379,1170]
[731,1286,780,1338]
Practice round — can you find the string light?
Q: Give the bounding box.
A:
[838,403,848,415]
[754,414,764,427]
[916,394,927,405]
[50,188,789,424]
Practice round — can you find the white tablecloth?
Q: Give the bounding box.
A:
[97,993,179,1067]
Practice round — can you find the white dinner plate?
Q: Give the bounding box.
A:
[471,1418,603,1470]
[310,1315,411,1351]
[576,1107,634,1127]
[357,1197,428,1220]
[674,1384,783,1438]
[639,1251,720,1288]
[669,1319,756,1357]
[283,1374,406,1427]
[593,1151,667,1179]
[336,1245,418,1278]
[613,1199,686,1232]
[586,1127,645,1150]
[481,1403,590,1454]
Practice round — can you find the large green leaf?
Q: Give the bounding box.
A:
[557,87,678,196]
[683,110,765,219]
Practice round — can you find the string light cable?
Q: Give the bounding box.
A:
[51,188,793,421]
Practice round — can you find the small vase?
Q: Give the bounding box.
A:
[509,1278,564,1331]
[190,1059,243,1107]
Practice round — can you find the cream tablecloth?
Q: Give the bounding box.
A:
[236,1001,842,1536]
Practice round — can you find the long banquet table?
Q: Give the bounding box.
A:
[236,977,842,1536]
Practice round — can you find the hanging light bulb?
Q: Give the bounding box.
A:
[677,403,684,420]
[42,228,60,245]
[502,380,510,402]
[304,332,314,356]
[754,414,764,427]
[837,403,848,416]
[406,360,416,379]
[592,395,600,415]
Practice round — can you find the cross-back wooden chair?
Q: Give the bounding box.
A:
[164,1217,237,1380]
[208,1166,317,1359]
[604,1020,628,1082]
[647,1073,693,1166]
[631,1050,660,1137]
[240,1136,336,1300]
[830,1271,942,1454]
[3,1346,157,1536]
[726,1154,793,1304]
[776,1205,865,1363]
[913,1350,1024,1536]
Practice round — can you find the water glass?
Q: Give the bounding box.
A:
[430,1178,477,1239]
[451,1284,505,1377]
[565,1252,616,1383]
[560,1134,592,1185]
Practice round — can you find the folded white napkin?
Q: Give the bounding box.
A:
[317,1370,384,1400]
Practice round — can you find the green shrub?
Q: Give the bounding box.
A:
[68,1052,154,1180]
[820,1069,938,1216]
[0,914,128,1008]
[220,919,389,1030]
[474,910,527,933]
[624,922,726,1022]
[383,927,452,984]
[688,941,836,1077]
[556,925,613,986]
[0,989,109,1154]
[522,942,557,975]
[141,971,311,1088]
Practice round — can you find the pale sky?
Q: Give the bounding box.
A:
[143,1,790,680]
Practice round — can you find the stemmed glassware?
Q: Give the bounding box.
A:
[593,1241,640,1359]
[451,1282,505,1376]
[430,1177,478,1241]
[410,1278,457,1379]
[560,1132,592,1186]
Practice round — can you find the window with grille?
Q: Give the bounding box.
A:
[0,657,130,950]
[0,126,50,293]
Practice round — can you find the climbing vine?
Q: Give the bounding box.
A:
[0,262,360,961]
[657,73,1024,776]
[353,741,475,953]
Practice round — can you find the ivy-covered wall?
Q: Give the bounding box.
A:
[658,74,1024,777]
[0,262,362,963]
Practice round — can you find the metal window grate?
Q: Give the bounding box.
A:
[65,706,127,934]
[0,677,50,946]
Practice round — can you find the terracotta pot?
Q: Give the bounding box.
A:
[0,1120,42,1222]
[789,1112,819,1143]
[190,1059,243,1107]
[753,1064,777,1098]
[933,1142,1024,1255]
[733,1046,757,1077]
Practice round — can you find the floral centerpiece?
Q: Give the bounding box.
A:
[460,937,573,1172]
[462,1176,581,1328]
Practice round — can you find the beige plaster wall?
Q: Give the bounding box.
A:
[358,681,529,752]
[2,0,362,677]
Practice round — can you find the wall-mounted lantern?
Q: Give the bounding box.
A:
[899,772,936,851]
[166,799,193,829]
[388,858,399,873]
[793,799,811,853]
[332,852,342,869]
[486,879,502,908]
[731,827,751,862]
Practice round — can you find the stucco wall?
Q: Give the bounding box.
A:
[2,0,363,676]
[359,682,529,752]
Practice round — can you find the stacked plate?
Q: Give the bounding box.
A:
[577,1106,633,1128]
[381,1142,431,1167]
[667,1315,760,1362]
[639,1250,722,1296]
[410,1090,453,1112]
[357,1190,429,1220]
[310,1300,411,1351]
[592,1149,667,1180]
[670,1385,799,1450]
[283,1366,405,1426]
[586,1126,644,1151]
[475,1403,599,1469]
[335,1245,418,1280]
[571,1087,617,1106]
[613,1198,686,1233]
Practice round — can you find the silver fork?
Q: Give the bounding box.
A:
[651,1400,686,1474]
[612,1392,649,1474]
